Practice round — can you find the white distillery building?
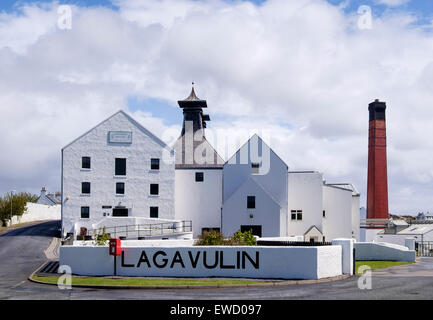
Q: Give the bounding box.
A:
[61,110,175,237]
[61,87,360,241]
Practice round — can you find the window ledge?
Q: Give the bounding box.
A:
[80,168,92,172]
[115,194,125,197]
[113,175,127,179]
[80,194,91,197]
[149,195,159,197]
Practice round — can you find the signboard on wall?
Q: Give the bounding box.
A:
[108,131,132,144]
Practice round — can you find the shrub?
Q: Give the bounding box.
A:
[196,230,225,246]
[230,229,257,246]
[94,227,110,246]
[195,229,257,246]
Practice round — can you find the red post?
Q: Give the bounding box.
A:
[109,238,121,276]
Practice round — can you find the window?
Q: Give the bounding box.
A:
[112,208,128,217]
[115,158,126,176]
[251,162,260,174]
[81,206,89,219]
[150,184,159,195]
[247,196,255,209]
[291,210,303,220]
[323,210,326,218]
[116,182,125,195]
[81,182,90,194]
[150,206,158,218]
[151,158,160,170]
[195,172,204,182]
[82,157,91,169]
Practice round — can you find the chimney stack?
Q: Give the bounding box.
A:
[366,99,389,222]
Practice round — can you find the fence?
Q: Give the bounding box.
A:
[257,240,332,246]
[415,241,433,257]
[78,220,193,240]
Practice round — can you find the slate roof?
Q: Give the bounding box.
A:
[173,136,224,169]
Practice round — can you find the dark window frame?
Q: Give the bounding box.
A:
[150,184,159,195]
[115,158,126,176]
[150,206,159,218]
[81,182,91,194]
[247,196,256,209]
[82,156,91,169]
[81,206,90,219]
[195,172,204,182]
[151,158,160,170]
[116,182,125,195]
[291,210,303,221]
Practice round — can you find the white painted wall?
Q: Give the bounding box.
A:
[222,177,283,237]
[9,202,60,226]
[60,245,343,280]
[361,228,383,242]
[376,230,433,246]
[222,135,288,237]
[351,195,360,241]
[354,242,416,262]
[322,185,353,241]
[175,169,222,237]
[287,172,323,237]
[62,111,175,237]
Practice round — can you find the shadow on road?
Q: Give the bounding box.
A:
[0,220,61,238]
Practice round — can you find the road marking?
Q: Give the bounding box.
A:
[11,280,26,288]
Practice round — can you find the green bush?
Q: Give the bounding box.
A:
[196,230,225,245]
[230,229,257,246]
[195,229,257,246]
[94,227,110,246]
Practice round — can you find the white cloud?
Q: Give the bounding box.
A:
[0,0,432,214]
[376,0,410,7]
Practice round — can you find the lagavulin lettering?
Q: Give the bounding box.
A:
[121,250,259,269]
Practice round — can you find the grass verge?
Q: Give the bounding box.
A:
[31,275,267,287]
[355,260,414,275]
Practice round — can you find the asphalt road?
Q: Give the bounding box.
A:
[1,220,433,300]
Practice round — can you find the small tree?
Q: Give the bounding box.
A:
[0,192,39,226]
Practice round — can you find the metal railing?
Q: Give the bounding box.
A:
[415,241,433,257]
[82,220,192,240]
[257,240,332,246]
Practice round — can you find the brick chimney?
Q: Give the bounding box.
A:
[366,99,389,221]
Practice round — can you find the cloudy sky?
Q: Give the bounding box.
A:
[0,0,432,215]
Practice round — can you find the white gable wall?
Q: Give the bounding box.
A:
[288,172,323,237]
[222,177,282,237]
[351,194,361,241]
[61,111,175,237]
[222,135,288,237]
[322,185,353,241]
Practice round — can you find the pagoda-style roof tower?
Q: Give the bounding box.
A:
[174,84,223,169]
